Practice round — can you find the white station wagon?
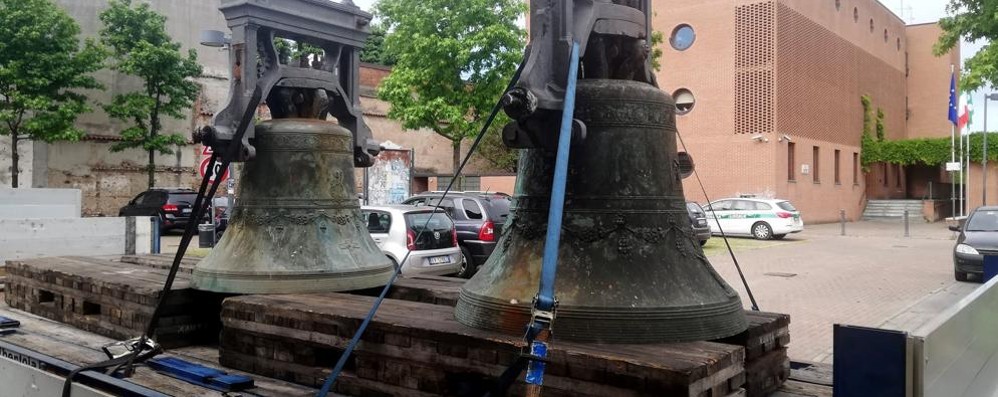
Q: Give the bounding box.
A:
[361,205,463,276]
[704,198,804,240]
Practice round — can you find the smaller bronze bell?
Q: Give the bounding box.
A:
[192,119,394,294]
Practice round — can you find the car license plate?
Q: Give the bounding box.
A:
[429,256,450,265]
[182,208,191,214]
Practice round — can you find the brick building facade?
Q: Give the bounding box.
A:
[655,0,958,222]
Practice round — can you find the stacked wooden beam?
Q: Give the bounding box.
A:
[366,274,792,397]
[3,256,223,348]
[717,312,791,397]
[220,292,747,397]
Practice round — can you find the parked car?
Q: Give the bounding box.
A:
[119,188,207,233]
[704,198,803,240]
[361,205,463,277]
[950,206,998,282]
[403,192,511,278]
[687,202,711,246]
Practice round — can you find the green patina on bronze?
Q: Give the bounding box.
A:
[192,119,394,294]
[454,80,748,343]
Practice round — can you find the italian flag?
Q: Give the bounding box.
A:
[959,93,973,133]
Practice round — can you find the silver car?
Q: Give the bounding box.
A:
[361,205,463,276]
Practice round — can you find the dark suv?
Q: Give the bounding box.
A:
[119,188,206,232]
[687,202,711,246]
[403,192,511,278]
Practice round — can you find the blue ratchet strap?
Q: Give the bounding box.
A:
[521,40,581,391]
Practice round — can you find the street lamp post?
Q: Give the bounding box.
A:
[984,93,998,205]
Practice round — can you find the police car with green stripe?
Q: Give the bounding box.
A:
[704,197,803,240]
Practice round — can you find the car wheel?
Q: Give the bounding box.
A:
[752,222,773,240]
[457,246,476,279]
[955,271,970,282]
[773,234,787,240]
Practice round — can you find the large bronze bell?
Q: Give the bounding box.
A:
[192,119,395,294]
[454,80,748,343]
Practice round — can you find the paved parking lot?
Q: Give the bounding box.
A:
[706,219,974,362]
[164,219,975,363]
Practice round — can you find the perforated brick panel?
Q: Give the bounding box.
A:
[775,3,906,145]
[736,2,775,69]
[735,1,776,136]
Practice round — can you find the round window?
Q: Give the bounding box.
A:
[673,89,695,115]
[670,24,696,51]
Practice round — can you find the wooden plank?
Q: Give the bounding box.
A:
[4,257,221,348]
[789,362,834,386]
[0,303,320,397]
[220,292,745,397]
[772,380,833,397]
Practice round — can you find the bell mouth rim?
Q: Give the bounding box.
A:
[457,289,745,318]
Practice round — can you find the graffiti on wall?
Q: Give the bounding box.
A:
[367,149,412,205]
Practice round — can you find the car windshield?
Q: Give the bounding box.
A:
[966,210,998,231]
[776,201,797,212]
[405,211,454,232]
[482,196,511,220]
[686,202,704,216]
[169,193,197,205]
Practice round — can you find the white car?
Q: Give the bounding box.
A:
[704,198,803,240]
[361,205,463,276]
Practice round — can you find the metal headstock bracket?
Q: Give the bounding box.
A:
[198,0,381,167]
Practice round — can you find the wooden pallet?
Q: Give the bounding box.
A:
[4,255,790,396]
[221,292,747,397]
[3,256,224,348]
[352,274,790,397]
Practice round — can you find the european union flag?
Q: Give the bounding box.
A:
[949,72,958,126]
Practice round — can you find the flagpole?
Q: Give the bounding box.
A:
[951,65,957,219]
[960,123,965,217]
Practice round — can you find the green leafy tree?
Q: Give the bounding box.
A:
[0,0,105,188]
[375,0,526,174]
[935,0,997,91]
[650,30,664,72]
[99,0,203,188]
[475,116,519,173]
[360,24,398,66]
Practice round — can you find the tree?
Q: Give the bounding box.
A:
[0,0,105,188]
[935,0,998,92]
[360,24,398,66]
[375,0,526,174]
[99,0,203,188]
[475,116,519,173]
[650,30,664,72]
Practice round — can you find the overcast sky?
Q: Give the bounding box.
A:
[350,0,993,130]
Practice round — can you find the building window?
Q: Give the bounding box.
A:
[897,38,902,51]
[673,89,696,114]
[813,146,821,183]
[788,142,796,181]
[670,25,696,51]
[853,152,859,185]
[895,164,902,187]
[834,150,841,184]
[870,19,875,33]
[882,163,888,186]
[884,29,889,42]
[853,7,859,22]
[438,176,481,191]
[835,0,841,10]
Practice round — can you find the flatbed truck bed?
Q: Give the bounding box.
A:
[0,290,831,397]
